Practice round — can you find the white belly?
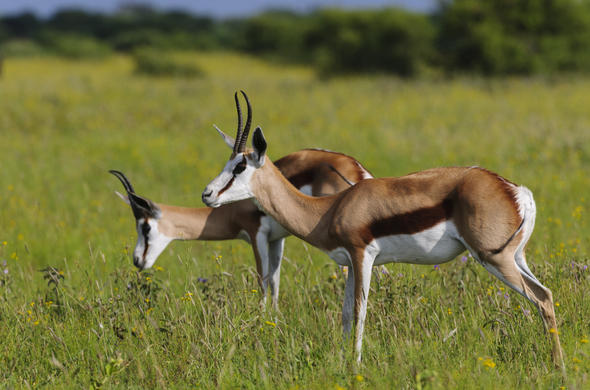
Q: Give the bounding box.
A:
[371,221,465,265]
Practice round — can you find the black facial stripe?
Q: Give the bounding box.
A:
[142,220,150,260]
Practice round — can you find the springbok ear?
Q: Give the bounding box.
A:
[213,125,235,150]
[252,126,267,166]
[129,192,161,219]
[115,191,131,205]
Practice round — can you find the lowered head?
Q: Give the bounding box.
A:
[109,170,173,270]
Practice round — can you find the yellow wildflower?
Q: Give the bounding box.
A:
[580,337,588,343]
[355,375,363,382]
[482,358,495,368]
[265,321,276,327]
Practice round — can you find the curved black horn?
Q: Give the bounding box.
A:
[109,170,136,194]
[233,91,243,154]
[237,90,252,153]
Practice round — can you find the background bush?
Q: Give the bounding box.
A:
[0,39,45,57]
[132,47,204,77]
[436,0,590,75]
[307,8,435,76]
[40,32,112,59]
[238,10,312,62]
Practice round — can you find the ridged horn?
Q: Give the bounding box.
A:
[237,90,252,153]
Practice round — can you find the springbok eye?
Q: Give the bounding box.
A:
[232,160,247,175]
[142,223,151,236]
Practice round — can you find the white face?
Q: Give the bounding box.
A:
[201,152,262,207]
[133,218,173,270]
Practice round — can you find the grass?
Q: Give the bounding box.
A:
[0,53,589,388]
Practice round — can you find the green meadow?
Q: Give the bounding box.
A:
[0,53,589,388]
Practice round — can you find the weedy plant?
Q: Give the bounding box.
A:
[0,53,588,388]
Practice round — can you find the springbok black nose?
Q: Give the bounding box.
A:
[133,255,140,268]
[202,190,213,203]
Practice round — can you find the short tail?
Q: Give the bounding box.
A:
[490,185,535,255]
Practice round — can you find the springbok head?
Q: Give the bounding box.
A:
[110,170,173,270]
[202,91,267,208]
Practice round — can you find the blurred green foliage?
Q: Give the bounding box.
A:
[2,1,590,76]
[132,47,204,77]
[436,0,590,75]
[39,32,112,59]
[308,8,435,77]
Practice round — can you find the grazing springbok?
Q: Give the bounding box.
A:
[110,120,372,308]
[201,91,564,369]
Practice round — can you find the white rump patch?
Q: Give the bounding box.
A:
[356,161,374,180]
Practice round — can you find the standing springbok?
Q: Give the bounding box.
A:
[201,91,564,369]
[110,110,372,308]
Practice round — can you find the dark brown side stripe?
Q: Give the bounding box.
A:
[218,176,235,196]
[361,198,454,242]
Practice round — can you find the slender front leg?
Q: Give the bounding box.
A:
[342,265,355,338]
[251,233,269,306]
[352,248,375,364]
[268,238,285,310]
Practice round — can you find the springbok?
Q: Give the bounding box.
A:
[110,117,371,309]
[201,91,564,369]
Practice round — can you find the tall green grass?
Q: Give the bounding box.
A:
[0,53,589,388]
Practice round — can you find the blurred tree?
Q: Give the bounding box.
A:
[307,8,435,76]
[0,12,41,40]
[436,0,590,74]
[239,10,312,61]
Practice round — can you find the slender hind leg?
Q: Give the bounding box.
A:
[480,251,565,371]
[351,248,376,364]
